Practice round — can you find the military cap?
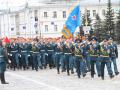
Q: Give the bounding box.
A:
[92,37,97,41]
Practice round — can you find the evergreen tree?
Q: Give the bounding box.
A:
[82,14,86,26]
[93,14,100,41]
[115,9,120,41]
[87,14,91,26]
[103,0,115,39]
[93,14,105,41]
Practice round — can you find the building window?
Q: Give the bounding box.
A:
[102,9,106,16]
[45,25,48,32]
[93,10,96,17]
[63,11,66,18]
[34,10,38,16]
[11,28,14,31]
[51,22,54,25]
[53,11,57,18]
[23,26,26,29]
[34,23,38,28]
[36,30,38,34]
[44,12,48,18]
[54,25,57,31]
[87,10,90,16]
[35,17,38,21]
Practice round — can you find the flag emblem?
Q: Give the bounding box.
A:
[72,15,77,20]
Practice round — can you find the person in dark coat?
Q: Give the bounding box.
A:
[0,40,9,84]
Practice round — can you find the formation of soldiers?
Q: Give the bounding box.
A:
[5,36,119,80]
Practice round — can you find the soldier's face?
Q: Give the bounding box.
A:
[109,39,113,43]
[103,40,108,45]
[92,40,96,44]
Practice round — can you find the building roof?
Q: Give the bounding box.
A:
[0,0,119,13]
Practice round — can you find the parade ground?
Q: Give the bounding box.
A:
[0,47,120,90]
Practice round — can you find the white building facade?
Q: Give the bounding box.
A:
[0,0,120,38]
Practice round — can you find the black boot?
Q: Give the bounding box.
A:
[101,76,104,80]
[57,68,60,74]
[78,75,81,78]
[0,73,1,80]
[71,69,74,74]
[67,69,70,76]
[83,74,86,77]
[91,74,94,78]
[98,74,101,77]
[110,74,114,79]
[115,72,119,75]
[2,82,9,84]
[1,73,9,84]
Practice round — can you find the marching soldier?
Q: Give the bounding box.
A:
[36,42,43,69]
[108,38,119,75]
[82,39,91,72]
[60,40,66,72]
[100,38,114,80]
[54,42,61,74]
[89,37,101,78]
[20,41,29,70]
[69,42,75,74]
[10,41,19,70]
[74,40,86,78]
[27,40,32,65]
[5,43,12,69]
[62,41,71,76]
[40,41,47,69]
[32,41,39,71]
[0,40,9,84]
[46,42,54,69]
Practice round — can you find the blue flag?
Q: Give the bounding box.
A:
[62,5,81,38]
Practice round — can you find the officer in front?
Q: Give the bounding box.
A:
[0,40,9,84]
